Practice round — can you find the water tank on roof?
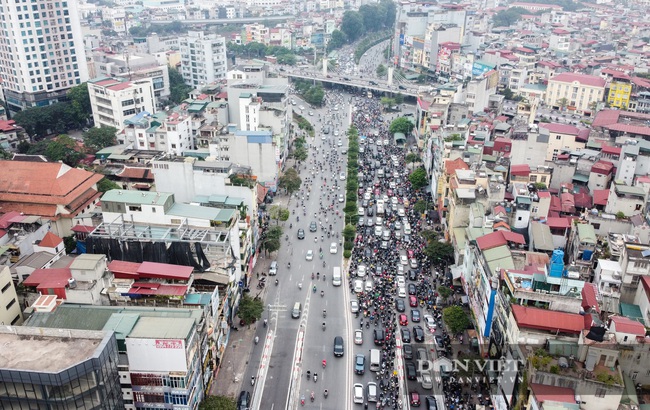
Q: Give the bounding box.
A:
[68,278,77,289]
[549,249,564,278]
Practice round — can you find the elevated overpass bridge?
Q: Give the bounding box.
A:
[285,72,419,98]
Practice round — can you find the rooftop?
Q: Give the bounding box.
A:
[0,326,110,373]
[127,316,195,340]
[512,304,585,334]
[101,189,173,206]
[550,72,606,87]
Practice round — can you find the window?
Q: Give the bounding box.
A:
[1,282,10,293]
[556,135,562,140]
[595,388,606,398]
[128,205,142,212]
[5,298,16,310]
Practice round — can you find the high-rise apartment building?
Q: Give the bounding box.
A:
[0,0,89,111]
[179,31,227,88]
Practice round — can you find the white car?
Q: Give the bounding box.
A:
[358,207,365,216]
[354,329,363,345]
[340,173,346,180]
[308,111,314,116]
[398,208,406,217]
[397,265,405,275]
[421,371,433,390]
[299,105,305,111]
[410,258,418,269]
[364,192,372,201]
[394,221,402,230]
[306,250,313,261]
[321,134,326,140]
[391,197,398,206]
[374,226,383,236]
[334,130,340,136]
[375,217,383,226]
[389,181,396,189]
[330,242,338,254]
[424,315,437,332]
[353,383,364,404]
[400,255,408,265]
[354,279,364,293]
[357,264,367,278]
[396,276,406,287]
[376,139,382,146]
[382,194,389,203]
[384,139,390,145]
[398,286,407,298]
[364,280,373,292]
[350,299,360,313]
[338,194,344,203]
[337,139,343,147]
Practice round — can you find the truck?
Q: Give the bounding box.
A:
[376,200,385,215]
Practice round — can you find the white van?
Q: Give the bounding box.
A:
[332,267,342,286]
[370,349,381,372]
[377,169,385,178]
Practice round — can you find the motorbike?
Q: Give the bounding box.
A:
[324,390,329,398]
[322,322,326,331]
[312,286,317,293]
[323,310,327,318]
[310,391,315,402]
[301,396,305,406]
[275,279,279,286]
[251,376,255,386]
[313,373,318,382]
[322,360,327,368]
[320,291,324,297]
[306,371,311,380]
[254,336,259,344]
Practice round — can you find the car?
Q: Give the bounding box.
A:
[358,217,365,226]
[410,391,421,407]
[358,207,365,216]
[409,295,418,307]
[338,193,344,203]
[350,299,360,313]
[364,280,373,292]
[374,225,383,236]
[434,335,444,348]
[366,207,374,216]
[395,231,402,240]
[354,329,363,345]
[398,207,406,217]
[297,229,305,239]
[391,196,398,206]
[366,218,374,227]
[269,261,278,276]
[333,336,344,357]
[396,276,406,288]
[408,269,418,281]
[306,250,313,261]
[395,299,406,312]
[400,255,408,265]
[340,172,346,180]
[353,383,364,404]
[334,130,340,136]
[367,382,378,403]
[309,221,318,232]
[357,264,367,278]
[373,329,385,345]
[337,139,343,147]
[398,85,407,90]
[425,396,438,410]
[401,328,411,343]
[330,242,338,254]
[321,134,326,140]
[408,283,417,295]
[421,372,433,390]
[416,347,429,366]
[394,221,402,230]
[375,217,383,226]
[237,390,251,410]
[414,326,425,342]
[354,279,363,293]
[398,286,407,298]
[403,343,413,360]
[363,191,372,201]
[364,248,372,259]
[380,240,389,250]
[399,314,408,326]
[424,315,437,331]
[411,309,421,322]
[410,258,419,269]
[308,111,314,116]
[405,361,417,380]
[355,354,366,375]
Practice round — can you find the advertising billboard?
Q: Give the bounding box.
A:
[472,61,493,77]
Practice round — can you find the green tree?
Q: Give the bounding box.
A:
[292,145,308,162]
[409,167,428,190]
[238,294,265,326]
[83,126,118,152]
[413,199,428,215]
[269,205,290,225]
[389,117,414,134]
[342,224,356,241]
[359,4,384,32]
[169,67,192,103]
[327,30,347,51]
[405,153,420,165]
[303,85,325,106]
[492,7,527,27]
[63,236,77,254]
[424,240,454,263]
[97,178,121,193]
[379,0,397,28]
[394,93,404,105]
[500,87,515,100]
[557,97,569,110]
[67,83,92,125]
[199,395,236,410]
[278,167,302,197]
[261,225,283,254]
[443,305,471,334]
[39,135,84,166]
[341,11,365,42]
[376,64,387,77]
[0,148,11,159]
[380,96,395,108]
[438,286,453,301]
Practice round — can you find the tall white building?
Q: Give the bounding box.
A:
[0,0,89,111]
[179,31,227,88]
[88,77,156,129]
[122,109,194,155]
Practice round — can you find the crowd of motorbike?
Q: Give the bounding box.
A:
[345,92,492,410]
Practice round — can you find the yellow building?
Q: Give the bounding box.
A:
[607,76,632,109]
[545,72,606,113]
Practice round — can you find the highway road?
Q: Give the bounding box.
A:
[244,93,354,410]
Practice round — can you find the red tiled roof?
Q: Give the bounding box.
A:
[510,164,530,176]
[560,192,575,213]
[71,224,96,233]
[0,211,21,229]
[137,261,193,280]
[550,72,606,87]
[444,158,469,176]
[550,196,561,212]
[0,120,21,133]
[538,191,551,198]
[606,123,650,137]
[23,268,72,289]
[545,216,571,229]
[37,232,63,248]
[512,305,585,333]
[494,205,507,216]
[610,316,646,336]
[107,260,142,278]
[530,384,576,404]
[539,123,582,136]
[574,192,592,209]
[592,109,621,127]
[476,231,525,251]
[581,283,600,313]
[600,145,621,155]
[117,167,154,181]
[591,160,614,174]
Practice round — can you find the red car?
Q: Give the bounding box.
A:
[410,392,421,407]
[407,249,415,259]
[399,314,408,326]
[409,295,418,307]
[387,189,394,196]
[374,188,381,196]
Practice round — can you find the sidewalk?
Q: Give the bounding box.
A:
[210,256,274,399]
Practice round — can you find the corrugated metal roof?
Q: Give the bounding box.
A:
[576,223,596,244]
[531,222,554,251]
[512,305,584,333]
[128,316,194,340]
